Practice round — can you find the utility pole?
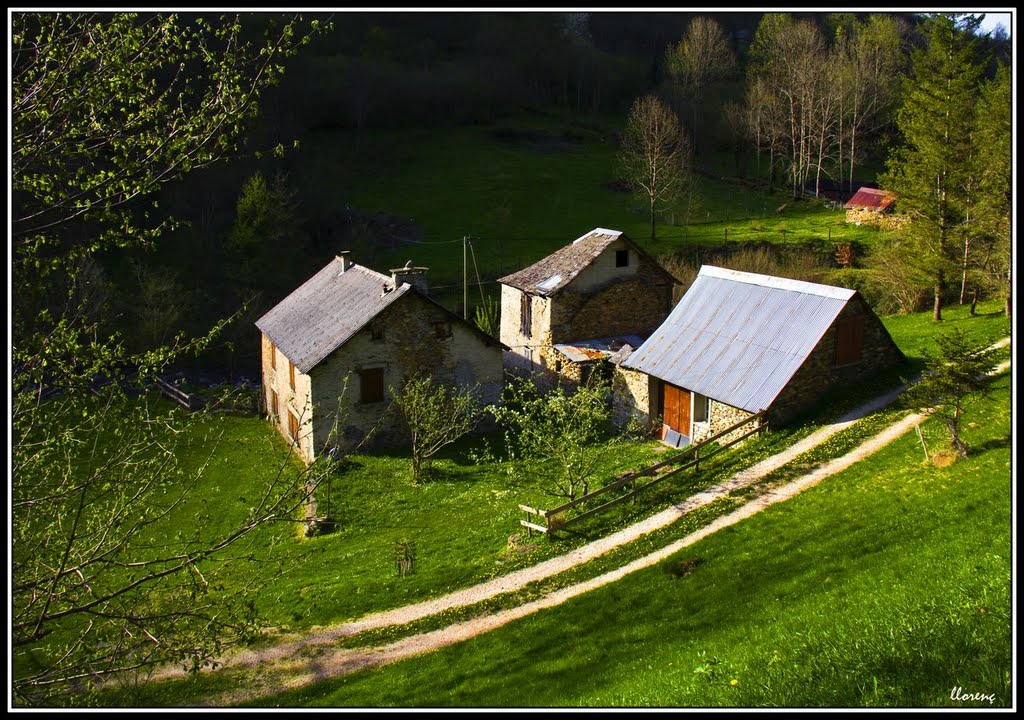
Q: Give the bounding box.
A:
[463,235,469,319]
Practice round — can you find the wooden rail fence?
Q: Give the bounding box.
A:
[519,411,765,537]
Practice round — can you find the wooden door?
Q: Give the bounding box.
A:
[660,382,691,439]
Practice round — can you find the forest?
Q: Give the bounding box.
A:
[11,11,1013,380]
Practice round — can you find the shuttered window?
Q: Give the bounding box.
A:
[360,368,385,404]
[835,316,865,366]
[520,292,532,338]
[269,389,279,419]
[287,412,299,443]
[289,360,296,390]
[270,341,276,370]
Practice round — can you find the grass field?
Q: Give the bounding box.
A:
[239,363,1012,708]
[293,113,892,310]
[83,299,1011,708]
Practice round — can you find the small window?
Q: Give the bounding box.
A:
[520,292,532,338]
[289,360,296,391]
[615,249,629,267]
[359,367,385,404]
[433,321,452,339]
[287,412,299,443]
[693,393,709,423]
[270,342,276,370]
[835,316,865,366]
[370,324,385,341]
[269,388,279,419]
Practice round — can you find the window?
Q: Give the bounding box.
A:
[270,342,276,370]
[359,367,385,404]
[289,360,296,391]
[520,292,532,338]
[835,316,865,366]
[693,393,710,423]
[615,249,629,267]
[370,324,385,341]
[433,321,452,339]
[269,388,279,420]
[287,412,299,443]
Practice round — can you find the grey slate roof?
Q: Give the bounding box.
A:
[255,258,411,373]
[621,266,856,413]
[497,228,623,296]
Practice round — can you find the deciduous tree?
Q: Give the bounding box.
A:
[489,374,616,502]
[393,376,482,483]
[11,11,325,704]
[619,93,693,246]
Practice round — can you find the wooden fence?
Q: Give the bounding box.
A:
[153,376,259,415]
[519,411,765,537]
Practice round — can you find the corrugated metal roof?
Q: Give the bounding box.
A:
[255,258,411,373]
[621,266,855,413]
[844,186,896,211]
[497,228,623,296]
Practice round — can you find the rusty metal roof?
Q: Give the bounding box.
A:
[255,258,412,373]
[554,335,646,364]
[622,266,855,413]
[844,186,896,211]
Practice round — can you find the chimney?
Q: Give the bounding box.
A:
[337,251,352,273]
[389,262,429,296]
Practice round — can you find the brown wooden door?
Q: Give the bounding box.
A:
[660,382,691,438]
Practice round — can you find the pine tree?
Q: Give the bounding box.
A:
[880,13,983,322]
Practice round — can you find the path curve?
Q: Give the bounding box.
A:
[166,347,1011,705]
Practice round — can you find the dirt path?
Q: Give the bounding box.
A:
[165,349,1011,706]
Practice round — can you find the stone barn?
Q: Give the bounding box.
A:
[255,253,505,463]
[497,228,679,388]
[615,266,904,447]
[844,187,904,230]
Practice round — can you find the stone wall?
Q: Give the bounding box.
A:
[291,292,504,461]
[768,294,904,426]
[500,239,676,387]
[691,399,756,446]
[612,365,655,431]
[549,240,674,343]
[845,208,908,231]
[261,332,315,463]
[499,284,552,379]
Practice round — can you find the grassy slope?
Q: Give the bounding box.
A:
[296,116,889,309]
[102,301,1009,708]
[250,371,1011,708]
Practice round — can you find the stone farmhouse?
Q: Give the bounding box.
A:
[844,186,903,230]
[496,228,680,388]
[614,266,905,447]
[255,253,504,463]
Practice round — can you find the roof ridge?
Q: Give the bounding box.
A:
[697,265,855,301]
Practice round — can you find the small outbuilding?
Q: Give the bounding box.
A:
[844,187,898,227]
[255,253,504,463]
[497,227,679,387]
[615,266,904,447]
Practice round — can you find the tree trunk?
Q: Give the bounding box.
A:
[969,287,978,316]
[933,282,943,322]
[649,195,656,247]
[946,417,969,458]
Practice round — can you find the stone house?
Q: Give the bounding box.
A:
[844,186,904,230]
[497,228,679,388]
[255,253,504,463]
[615,265,905,447]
